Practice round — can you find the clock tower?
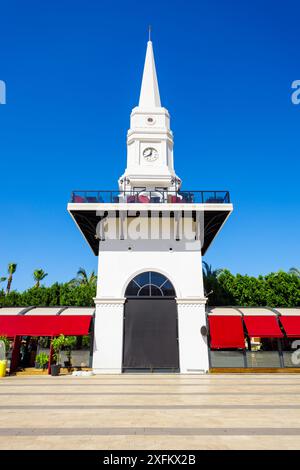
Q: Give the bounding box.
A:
[118,40,181,192]
[68,36,233,375]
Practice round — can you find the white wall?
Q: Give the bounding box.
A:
[93,301,124,374]
[96,250,204,299]
[177,301,209,373]
[93,214,208,374]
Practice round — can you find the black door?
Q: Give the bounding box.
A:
[122,298,179,371]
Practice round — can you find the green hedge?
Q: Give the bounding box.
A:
[214,270,300,307]
[0,283,96,307]
[0,270,299,307]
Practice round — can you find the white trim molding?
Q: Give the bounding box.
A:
[176,297,207,305]
[93,297,126,305]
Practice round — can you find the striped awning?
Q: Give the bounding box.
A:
[0,306,94,336]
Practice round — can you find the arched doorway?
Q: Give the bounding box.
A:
[122,271,179,372]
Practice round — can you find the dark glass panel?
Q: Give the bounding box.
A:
[282,337,300,368]
[134,272,150,287]
[210,351,245,368]
[161,280,175,296]
[125,281,139,297]
[150,285,163,296]
[139,285,150,296]
[125,272,175,297]
[150,272,167,287]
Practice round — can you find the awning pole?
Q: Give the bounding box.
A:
[10,336,21,374]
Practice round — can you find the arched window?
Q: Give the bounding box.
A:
[125,271,176,297]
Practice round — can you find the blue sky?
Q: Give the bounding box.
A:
[0,0,299,291]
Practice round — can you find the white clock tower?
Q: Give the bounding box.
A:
[68,37,233,374]
[119,40,181,192]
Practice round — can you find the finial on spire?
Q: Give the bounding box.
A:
[148,25,152,42]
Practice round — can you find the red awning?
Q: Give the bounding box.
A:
[0,315,92,337]
[209,316,245,349]
[243,316,283,338]
[280,316,300,337]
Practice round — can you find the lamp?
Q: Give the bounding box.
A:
[200,325,208,336]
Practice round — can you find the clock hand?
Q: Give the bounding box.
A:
[144,148,152,157]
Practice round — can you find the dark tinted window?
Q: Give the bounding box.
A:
[133,272,149,287]
[139,285,150,296]
[125,271,175,297]
[150,272,167,287]
[151,285,163,296]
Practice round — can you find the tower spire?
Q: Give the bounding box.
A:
[138,34,161,108]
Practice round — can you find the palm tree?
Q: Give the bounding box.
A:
[202,261,224,301]
[33,269,48,288]
[202,261,223,281]
[202,261,233,305]
[289,267,300,278]
[6,263,17,294]
[0,277,6,290]
[69,267,97,287]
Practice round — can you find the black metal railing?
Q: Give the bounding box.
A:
[70,190,230,204]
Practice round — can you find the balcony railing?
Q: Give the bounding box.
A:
[70,190,230,204]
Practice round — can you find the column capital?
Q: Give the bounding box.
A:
[94,297,126,305]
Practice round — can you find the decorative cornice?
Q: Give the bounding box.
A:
[176,298,207,306]
[94,297,207,306]
[94,297,126,305]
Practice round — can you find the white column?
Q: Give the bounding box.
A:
[92,298,125,374]
[177,299,209,373]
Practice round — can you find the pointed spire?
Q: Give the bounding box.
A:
[138,38,161,108]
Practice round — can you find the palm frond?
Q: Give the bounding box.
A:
[8,263,17,275]
[289,267,300,278]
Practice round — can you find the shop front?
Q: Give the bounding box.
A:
[0,306,94,374]
[207,307,300,371]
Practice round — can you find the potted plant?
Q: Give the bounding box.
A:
[63,336,76,368]
[35,352,49,370]
[0,337,8,378]
[51,335,65,376]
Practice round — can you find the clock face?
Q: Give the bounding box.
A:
[143,147,158,162]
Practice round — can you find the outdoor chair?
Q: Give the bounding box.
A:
[138,195,150,203]
[127,195,137,203]
[73,195,85,203]
[170,195,182,203]
[86,196,98,203]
